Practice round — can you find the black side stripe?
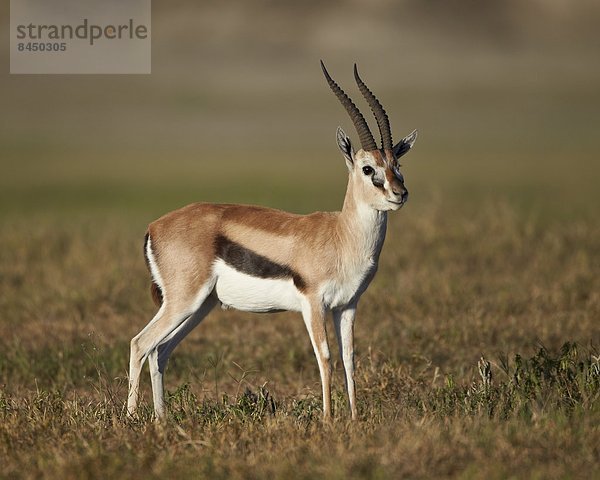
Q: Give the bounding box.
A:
[214,235,306,291]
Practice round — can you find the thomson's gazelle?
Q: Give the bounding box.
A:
[128,62,417,420]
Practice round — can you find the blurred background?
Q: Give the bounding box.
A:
[1,0,599,219]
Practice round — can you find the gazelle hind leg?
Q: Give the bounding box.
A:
[128,301,166,415]
[127,281,215,417]
[333,304,358,420]
[301,298,332,419]
[128,302,192,417]
[148,292,218,418]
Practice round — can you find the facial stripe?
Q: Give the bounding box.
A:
[391,164,404,183]
[385,167,396,186]
[371,171,385,189]
[371,149,386,167]
[214,235,306,291]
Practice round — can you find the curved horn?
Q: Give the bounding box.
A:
[321,60,377,152]
[354,64,392,151]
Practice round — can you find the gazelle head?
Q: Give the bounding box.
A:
[321,61,418,212]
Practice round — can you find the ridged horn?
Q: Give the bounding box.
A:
[354,64,392,151]
[321,60,377,152]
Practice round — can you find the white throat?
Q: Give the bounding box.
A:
[339,182,388,261]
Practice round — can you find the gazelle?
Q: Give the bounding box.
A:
[127,62,417,420]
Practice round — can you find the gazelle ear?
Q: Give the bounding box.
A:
[393,129,418,159]
[336,126,355,171]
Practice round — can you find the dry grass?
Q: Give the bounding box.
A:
[0,197,598,479]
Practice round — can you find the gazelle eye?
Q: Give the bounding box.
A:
[362,166,374,176]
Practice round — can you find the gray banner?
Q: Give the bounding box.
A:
[10,0,151,74]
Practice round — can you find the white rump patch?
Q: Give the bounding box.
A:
[214,259,302,313]
[146,236,166,298]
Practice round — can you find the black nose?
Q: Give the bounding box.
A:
[392,185,408,202]
[392,187,409,203]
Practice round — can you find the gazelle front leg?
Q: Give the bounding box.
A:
[301,298,332,419]
[333,304,358,420]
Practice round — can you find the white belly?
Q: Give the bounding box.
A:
[213,260,302,313]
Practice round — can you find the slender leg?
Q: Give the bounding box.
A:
[128,301,167,416]
[128,283,214,418]
[301,299,332,419]
[148,293,218,418]
[333,304,357,420]
[128,302,191,417]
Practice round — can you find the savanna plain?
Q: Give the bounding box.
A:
[1,4,600,479]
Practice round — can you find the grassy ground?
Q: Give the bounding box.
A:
[0,178,598,478]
